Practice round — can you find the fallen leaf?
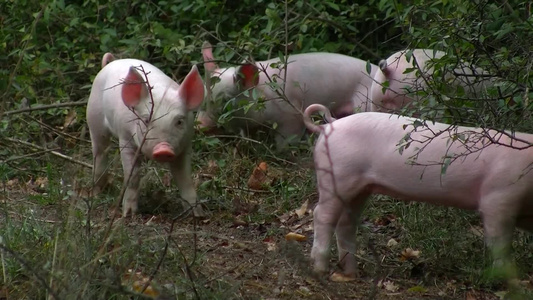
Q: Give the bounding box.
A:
[26,177,48,193]
[232,197,259,215]
[145,216,157,226]
[386,238,398,248]
[206,160,219,175]
[383,280,399,292]
[469,225,484,238]
[465,291,477,300]
[233,242,247,249]
[294,199,309,218]
[6,179,19,188]
[266,242,277,252]
[247,161,269,190]
[278,212,292,224]
[262,237,277,251]
[298,286,312,296]
[35,177,48,188]
[285,232,307,242]
[232,216,248,227]
[330,272,356,282]
[262,237,275,243]
[132,281,159,298]
[217,241,229,247]
[302,224,313,232]
[374,214,397,226]
[122,269,160,298]
[63,109,78,129]
[400,248,421,261]
[494,291,508,299]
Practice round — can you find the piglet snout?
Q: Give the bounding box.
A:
[152,142,175,162]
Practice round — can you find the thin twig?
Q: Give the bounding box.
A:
[3,101,88,116]
[47,231,60,300]
[171,213,201,300]
[1,149,54,164]
[367,237,381,300]
[222,185,270,194]
[3,137,92,169]
[140,220,172,295]
[25,115,91,144]
[97,64,155,257]
[208,134,297,165]
[0,243,60,300]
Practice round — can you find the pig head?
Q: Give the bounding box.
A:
[87,54,205,217]
[370,49,492,113]
[198,41,377,148]
[304,104,533,280]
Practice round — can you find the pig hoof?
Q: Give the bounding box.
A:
[329,272,356,282]
[192,206,207,218]
[122,204,138,218]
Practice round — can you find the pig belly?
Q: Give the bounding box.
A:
[360,147,482,210]
[367,177,480,211]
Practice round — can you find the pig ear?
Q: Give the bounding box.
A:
[101,52,115,68]
[379,59,394,77]
[202,41,218,73]
[121,66,148,108]
[235,63,259,90]
[179,65,205,110]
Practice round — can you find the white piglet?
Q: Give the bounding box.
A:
[198,42,377,148]
[87,53,205,217]
[371,49,492,113]
[304,104,533,279]
[371,49,445,112]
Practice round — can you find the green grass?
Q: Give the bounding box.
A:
[1,134,532,299]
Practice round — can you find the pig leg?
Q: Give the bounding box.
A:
[479,192,519,279]
[334,193,369,277]
[87,115,111,195]
[169,148,205,217]
[119,140,143,217]
[89,134,110,195]
[311,195,344,274]
[275,119,305,149]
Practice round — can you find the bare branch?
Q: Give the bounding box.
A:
[3,137,93,169]
[3,101,88,117]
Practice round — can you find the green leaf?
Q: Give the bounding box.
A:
[326,2,340,11]
[441,156,453,175]
[407,286,427,293]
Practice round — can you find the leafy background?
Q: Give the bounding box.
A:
[1,0,533,299]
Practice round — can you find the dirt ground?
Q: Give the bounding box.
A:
[123,210,506,300]
[2,172,530,299]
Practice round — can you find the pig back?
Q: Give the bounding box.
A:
[257,53,377,119]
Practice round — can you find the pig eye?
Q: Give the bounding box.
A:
[175,118,184,127]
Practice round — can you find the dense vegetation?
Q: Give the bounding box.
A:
[1,0,533,299]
